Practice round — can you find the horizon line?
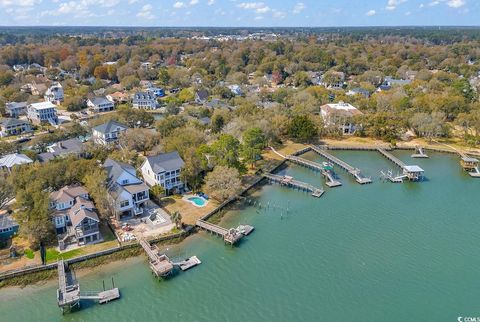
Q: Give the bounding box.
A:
[0,25,479,29]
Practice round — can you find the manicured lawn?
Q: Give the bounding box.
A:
[24,249,35,259]
[46,248,84,263]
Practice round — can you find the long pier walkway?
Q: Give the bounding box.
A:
[377,148,406,169]
[270,147,341,187]
[196,220,246,245]
[139,238,174,277]
[311,146,372,184]
[264,173,324,197]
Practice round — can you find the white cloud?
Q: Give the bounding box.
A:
[428,0,440,6]
[273,10,286,19]
[173,1,186,9]
[447,0,465,8]
[386,0,407,11]
[366,9,376,16]
[237,2,272,14]
[207,0,214,5]
[137,3,154,19]
[292,2,305,14]
[0,0,41,7]
[128,0,139,4]
[189,0,198,5]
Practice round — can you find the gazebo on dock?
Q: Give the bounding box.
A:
[403,165,424,181]
[460,156,479,171]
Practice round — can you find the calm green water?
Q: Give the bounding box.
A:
[1,151,480,322]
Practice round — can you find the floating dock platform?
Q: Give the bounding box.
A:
[411,146,429,158]
[175,256,202,271]
[264,173,324,198]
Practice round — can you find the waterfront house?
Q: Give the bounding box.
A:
[38,138,85,162]
[320,102,363,135]
[50,185,101,248]
[5,102,27,118]
[103,158,150,220]
[132,91,158,109]
[0,214,19,241]
[0,118,32,137]
[87,96,115,113]
[27,101,58,125]
[92,120,128,145]
[141,151,186,194]
[195,90,209,104]
[0,153,33,172]
[44,82,64,104]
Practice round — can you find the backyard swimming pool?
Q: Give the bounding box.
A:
[187,196,207,207]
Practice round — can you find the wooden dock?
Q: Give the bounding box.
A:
[286,155,342,187]
[311,146,372,184]
[264,173,325,197]
[377,148,424,181]
[196,220,246,245]
[173,256,202,271]
[57,259,120,313]
[377,148,406,168]
[57,259,81,312]
[411,146,429,158]
[139,238,174,277]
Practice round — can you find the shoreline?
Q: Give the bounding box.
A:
[0,138,476,289]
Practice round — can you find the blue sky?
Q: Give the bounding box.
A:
[0,0,477,26]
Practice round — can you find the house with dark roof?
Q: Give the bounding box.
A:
[0,118,32,137]
[132,91,158,109]
[92,120,128,145]
[50,185,101,248]
[87,96,115,113]
[346,87,370,98]
[38,138,85,162]
[141,151,186,194]
[0,214,19,241]
[195,90,209,104]
[103,158,150,220]
[5,102,28,118]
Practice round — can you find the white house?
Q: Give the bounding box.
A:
[87,97,115,113]
[92,120,128,145]
[0,153,33,172]
[141,151,186,194]
[27,102,58,125]
[44,82,64,104]
[320,102,363,135]
[103,158,150,220]
[132,92,158,109]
